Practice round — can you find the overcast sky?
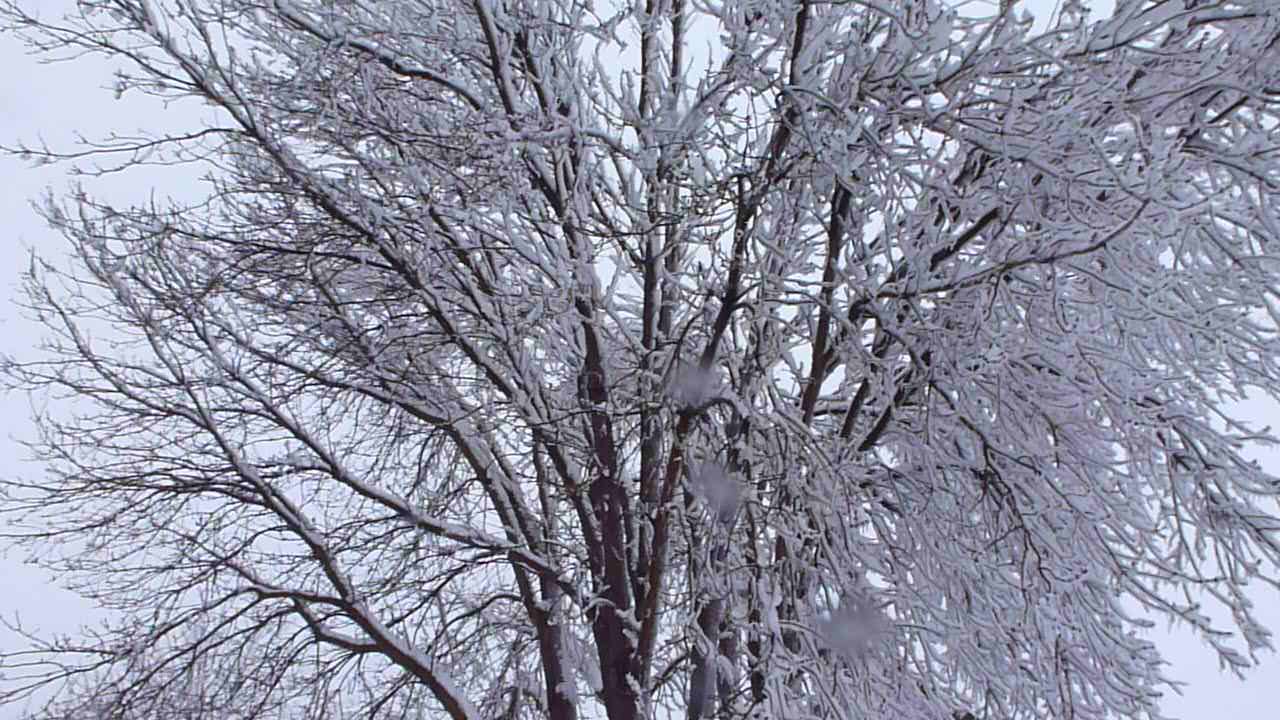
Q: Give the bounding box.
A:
[3,1,1279,718]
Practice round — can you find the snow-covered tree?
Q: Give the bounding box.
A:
[4,1,1280,719]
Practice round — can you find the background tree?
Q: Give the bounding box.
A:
[3,1,1280,719]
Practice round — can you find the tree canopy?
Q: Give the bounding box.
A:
[4,1,1280,719]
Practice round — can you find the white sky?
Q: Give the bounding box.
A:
[2,1,1279,719]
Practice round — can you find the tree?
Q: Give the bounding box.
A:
[3,0,1280,718]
